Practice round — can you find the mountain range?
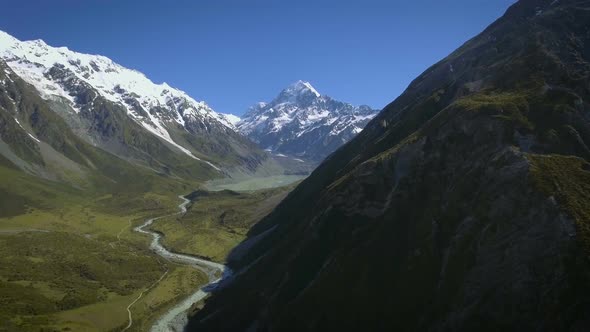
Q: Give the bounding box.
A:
[0,30,375,184]
[188,0,590,330]
[0,30,277,187]
[237,80,378,161]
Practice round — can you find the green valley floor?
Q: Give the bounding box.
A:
[0,163,299,331]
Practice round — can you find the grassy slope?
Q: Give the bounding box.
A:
[529,154,590,255]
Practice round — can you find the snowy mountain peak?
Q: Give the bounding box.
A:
[224,113,241,126]
[285,80,320,98]
[237,81,378,161]
[274,80,321,105]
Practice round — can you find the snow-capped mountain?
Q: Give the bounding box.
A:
[0,30,267,174]
[237,81,378,161]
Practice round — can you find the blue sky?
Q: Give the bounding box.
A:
[1,0,515,116]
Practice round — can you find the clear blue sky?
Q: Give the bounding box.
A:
[1,0,515,116]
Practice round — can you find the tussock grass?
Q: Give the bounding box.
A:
[528,154,590,255]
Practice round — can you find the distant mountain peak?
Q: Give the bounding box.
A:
[237,81,378,161]
[273,80,321,105]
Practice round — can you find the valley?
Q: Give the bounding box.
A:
[0,191,197,331]
[0,169,298,331]
[0,29,321,332]
[3,1,590,331]
[0,24,325,331]
[205,174,305,192]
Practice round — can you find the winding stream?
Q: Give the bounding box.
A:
[134,195,230,332]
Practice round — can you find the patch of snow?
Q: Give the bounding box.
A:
[300,81,320,97]
[13,117,25,129]
[221,113,241,126]
[14,117,41,143]
[203,161,221,171]
[282,80,321,99]
[28,133,41,143]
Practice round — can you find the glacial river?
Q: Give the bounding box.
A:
[134,196,230,332]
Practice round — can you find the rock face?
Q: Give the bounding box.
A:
[0,30,269,179]
[187,1,590,331]
[238,81,378,161]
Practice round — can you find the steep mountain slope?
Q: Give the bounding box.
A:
[0,30,270,178]
[188,1,590,331]
[0,58,209,193]
[238,81,378,161]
